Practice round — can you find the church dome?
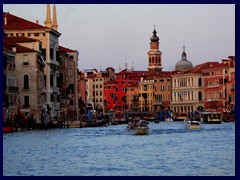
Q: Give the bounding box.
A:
[175,46,193,71]
[175,59,193,71]
[150,29,159,42]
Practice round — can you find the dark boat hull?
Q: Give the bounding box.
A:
[84,120,108,127]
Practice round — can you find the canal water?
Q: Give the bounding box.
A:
[3,122,235,176]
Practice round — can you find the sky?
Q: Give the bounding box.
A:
[3,4,235,72]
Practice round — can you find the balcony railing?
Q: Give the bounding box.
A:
[8,86,18,93]
[207,84,220,88]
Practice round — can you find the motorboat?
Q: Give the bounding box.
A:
[133,124,149,135]
[165,118,173,122]
[185,120,201,129]
[127,119,149,135]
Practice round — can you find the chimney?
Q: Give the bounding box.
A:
[4,13,7,25]
[36,19,39,24]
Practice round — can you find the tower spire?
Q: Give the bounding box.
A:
[52,4,58,31]
[45,4,52,28]
[182,45,187,60]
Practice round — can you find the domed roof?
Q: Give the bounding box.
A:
[150,29,159,42]
[175,59,193,71]
[175,46,193,71]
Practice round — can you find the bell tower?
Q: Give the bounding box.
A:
[147,26,162,75]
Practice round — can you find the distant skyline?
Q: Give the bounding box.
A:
[3,4,235,72]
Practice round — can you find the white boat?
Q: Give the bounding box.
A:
[165,118,173,122]
[128,119,149,135]
[133,125,149,135]
[185,120,201,129]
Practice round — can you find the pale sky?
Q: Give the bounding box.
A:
[3,4,235,72]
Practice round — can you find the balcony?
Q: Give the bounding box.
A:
[8,86,18,93]
[153,102,162,105]
[207,84,220,88]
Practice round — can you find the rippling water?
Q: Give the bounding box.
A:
[3,122,235,176]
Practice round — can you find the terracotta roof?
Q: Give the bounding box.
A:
[59,45,78,53]
[3,12,46,30]
[87,74,97,79]
[3,36,40,53]
[4,44,37,53]
[3,36,38,45]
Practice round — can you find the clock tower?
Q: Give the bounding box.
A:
[147,27,162,75]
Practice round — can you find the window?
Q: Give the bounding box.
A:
[69,68,73,76]
[50,75,54,87]
[198,91,202,101]
[41,49,46,59]
[50,94,54,102]
[50,48,54,59]
[23,55,29,65]
[24,96,30,107]
[23,75,30,89]
[198,78,202,86]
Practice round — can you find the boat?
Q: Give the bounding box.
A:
[185,120,201,129]
[84,119,109,128]
[68,120,81,128]
[3,126,14,133]
[173,112,188,121]
[127,119,149,135]
[142,112,156,121]
[154,119,160,123]
[114,111,128,124]
[200,111,222,124]
[165,117,173,122]
[133,124,149,135]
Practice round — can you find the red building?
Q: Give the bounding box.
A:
[104,69,147,111]
[202,62,229,111]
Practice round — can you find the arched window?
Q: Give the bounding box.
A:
[24,74,30,89]
[198,91,202,101]
[198,78,202,86]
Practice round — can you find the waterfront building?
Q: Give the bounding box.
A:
[126,82,139,111]
[138,76,156,112]
[78,71,87,104]
[3,48,18,123]
[3,5,61,121]
[59,46,79,121]
[223,56,235,111]
[104,79,116,111]
[154,72,172,111]
[85,68,115,113]
[171,62,205,114]
[3,36,46,123]
[202,62,229,111]
[104,69,145,112]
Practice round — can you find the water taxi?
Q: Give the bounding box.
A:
[200,111,222,124]
[133,124,149,135]
[185,120,201,129]
[127,119,149,135]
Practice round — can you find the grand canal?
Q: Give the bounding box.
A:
[3,121,235,176]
